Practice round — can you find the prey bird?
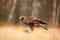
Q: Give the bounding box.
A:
[19,16,48,31]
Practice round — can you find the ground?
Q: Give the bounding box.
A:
[0,24,60,40]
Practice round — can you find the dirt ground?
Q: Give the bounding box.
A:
[0,25,60,40]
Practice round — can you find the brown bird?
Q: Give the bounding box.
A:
[19,16,48,31]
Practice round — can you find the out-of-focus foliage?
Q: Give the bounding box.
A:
[0,0,60,27]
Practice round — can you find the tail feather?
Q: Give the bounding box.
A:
[39,21,48,25]
[40,24,48,30]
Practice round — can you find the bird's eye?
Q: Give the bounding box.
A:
[19,17,24,21]
[21,17,24,20]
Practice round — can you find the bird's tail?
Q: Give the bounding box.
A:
[38,20,48,30]
[39,21,48,25]
[40,24,48,30]
[33,20,48,30]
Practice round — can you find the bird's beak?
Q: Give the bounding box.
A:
[19,17,21,19]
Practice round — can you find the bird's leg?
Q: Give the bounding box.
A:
[30,25,34,31]
[29,23,34,31]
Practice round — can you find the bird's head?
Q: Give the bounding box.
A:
[19,16,27,21]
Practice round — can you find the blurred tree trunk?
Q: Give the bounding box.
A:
[8,0,17,24]
[20,0,33,16]
[52,0,59,27]
[57,0,60,27]
[13,0,20,24]
[0,0,13,23]
[55,0,60,27]
[31,0,40,17]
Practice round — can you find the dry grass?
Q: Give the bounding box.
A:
[0,25,60,40]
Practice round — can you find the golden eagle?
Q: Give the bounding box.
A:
[19,16,48,31]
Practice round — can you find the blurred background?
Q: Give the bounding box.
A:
[0,0,60,40]
[0,0,60,27]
